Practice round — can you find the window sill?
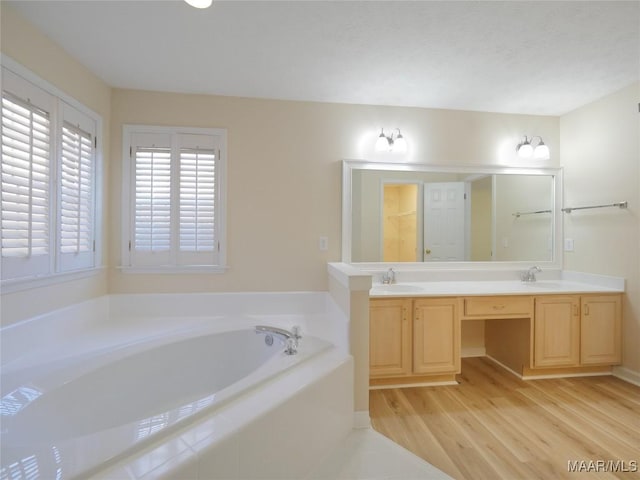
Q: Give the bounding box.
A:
[1,267,105,294]
[118,265,229,274]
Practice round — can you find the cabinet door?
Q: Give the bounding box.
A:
[581,295,622,365]
[534,296,580,368]
[370,298,412,377]
[413,298,461,374]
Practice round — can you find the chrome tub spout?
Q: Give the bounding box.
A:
[255,325,301,355]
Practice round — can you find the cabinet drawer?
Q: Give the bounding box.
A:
[464,296,532,317]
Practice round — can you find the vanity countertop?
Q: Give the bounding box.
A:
[369,280,624,298]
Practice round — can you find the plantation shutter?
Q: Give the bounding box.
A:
[177,133,218,265]
[1,70,54,280]
[58,100,96,271]
[130,133,172,266]
[126,130,222,268]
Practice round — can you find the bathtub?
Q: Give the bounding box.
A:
[0,293,353,479]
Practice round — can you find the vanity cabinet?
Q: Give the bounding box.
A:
[413,298,461,374]
[533,294,621,368]
[370,292,622,386]
[580,295,622,365]
[369,298,411,377]
[464,296,532,318]
[369,297,460,383]
[534,296,580,367]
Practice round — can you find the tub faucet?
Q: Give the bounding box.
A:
[521,266,542,283]
[255,325,301,355]
[382,268,396,284]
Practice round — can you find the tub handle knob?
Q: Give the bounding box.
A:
[291,325,302,340]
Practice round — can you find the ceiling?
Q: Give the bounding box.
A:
[6,0,640,116]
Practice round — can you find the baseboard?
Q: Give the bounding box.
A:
[353,410,371,429]
[613,366,640,386]
[461,346,486,358]
[523,371,613,380]
[369,380,458,389]
[487,355,617,381]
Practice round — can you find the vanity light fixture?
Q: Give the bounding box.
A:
[516,136,550,160]
[184,0,212,8]
[375,128,407,153]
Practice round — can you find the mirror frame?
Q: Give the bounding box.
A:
[342,159,564,270]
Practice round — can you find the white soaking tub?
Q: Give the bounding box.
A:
[0,299,352,479]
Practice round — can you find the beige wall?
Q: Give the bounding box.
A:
[2,4,637,398]
[1,6,111,324]
[109,89,559,293]
[560,82,640,374]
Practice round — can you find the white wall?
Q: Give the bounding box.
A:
[494,175,553,261]
[560,82,640,374]
[0,6,111,325]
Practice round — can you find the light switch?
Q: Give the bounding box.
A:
[564,238,574,251]
[319,236,329,251]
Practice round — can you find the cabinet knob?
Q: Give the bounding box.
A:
[425,248,432,254]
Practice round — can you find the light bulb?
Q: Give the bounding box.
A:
[517,142,533,158]
[375,130,390,152]
[534,143,550,160]
[394,133,407,153]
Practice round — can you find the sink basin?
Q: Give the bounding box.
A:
[370,284,424,294]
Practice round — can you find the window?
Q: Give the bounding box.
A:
[122,125,227,271]
[1,91,51,279]
[1,65,99,284]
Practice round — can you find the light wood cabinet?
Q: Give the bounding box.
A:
[581,295,622,365]
[534,296,580,367]
[533,294,622,369]
[413,298,461,374]
[464,295,532,318]
[370,292,622,385]
[369,297,460,382]
[369,298,411,377]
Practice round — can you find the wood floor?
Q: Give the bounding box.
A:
[370,357,640,480]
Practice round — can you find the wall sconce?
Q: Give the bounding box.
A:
[375,128,407,153]
[516,135,550,160]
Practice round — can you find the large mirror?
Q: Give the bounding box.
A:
[342,160,563,267]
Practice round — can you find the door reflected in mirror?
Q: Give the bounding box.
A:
[383,183,418,262]
[347,161,559,264]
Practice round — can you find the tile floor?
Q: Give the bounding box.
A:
[307,428,452,480]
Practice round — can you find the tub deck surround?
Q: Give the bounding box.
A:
[1,292,349,369]
[0,292,352,479]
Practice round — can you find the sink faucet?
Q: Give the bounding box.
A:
[255,325,301,355]
[521,266,542,283]
[382,268,396,284]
